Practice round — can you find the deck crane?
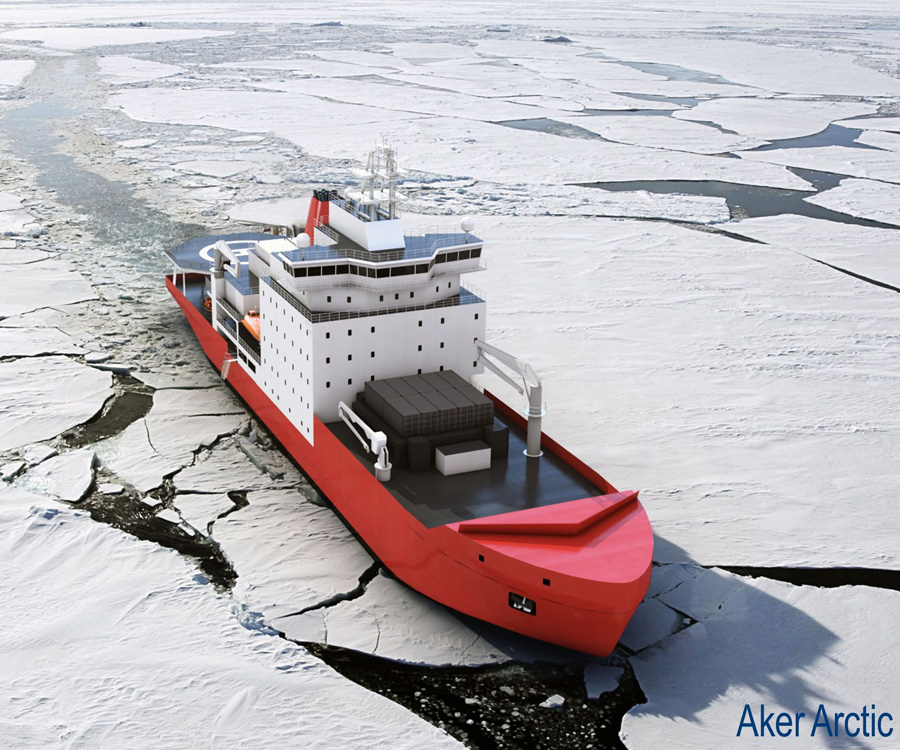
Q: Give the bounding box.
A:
[474,339,545,459]
[338,401,393,482]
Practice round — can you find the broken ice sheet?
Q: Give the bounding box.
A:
[620,576,900,750]
[0,326,87,357]
[173,492,234,534]
[16,449,95,503]
[213,488,375,620]
[0,495,460,749]
[0,259,96,317]
[173,441,278,494]
[0,356,113,452]
[802,178,900,227]
[94,387,245,493]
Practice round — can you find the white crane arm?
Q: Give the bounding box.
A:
[338,401,392,481]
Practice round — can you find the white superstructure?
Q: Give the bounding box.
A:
[208,143,486,446]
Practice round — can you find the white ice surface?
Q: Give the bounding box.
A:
[0,357,112,452]
[0,326,86,357]
[255,76,573,122]
[580,36,900,96]
[804,178,900,226]
[855,129,900,152]
[0,27,231,51]
[0,208,38,234]
[173,441,281,493]
[0,259,95,317]
[740,144,900,186]
[834,115,900,133]
[674,98,878,141]
[467,214,900,568]
[731,214,900,289]
[174,159,257,178]
[278,570,589,667]
[621,572,900,750]
[0,58,34,87]
[559,114,765,155]
[18,448,94,502]
[110,88,811,189]
[0,494,460,749]
[95,387,245,492]
[226,197,307,228]
[212,488,375,621]
[96,55,184,84]
[173,492,234,534]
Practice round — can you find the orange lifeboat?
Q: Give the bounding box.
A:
[241,310,260,341]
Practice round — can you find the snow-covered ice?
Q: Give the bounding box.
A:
[0,494,460,748]
[18,448,95,502]
[0,26,231,51]
[0,260,95,317]
[803,178,900,226]
[96,55,184,84]
[0,356,112,452]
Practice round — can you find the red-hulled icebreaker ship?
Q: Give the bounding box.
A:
[165,143,652,656]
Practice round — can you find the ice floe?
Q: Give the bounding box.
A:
[213,488,375,621]
[620,571,900,750]
[17,448,94,502]
[803,178,900,226]
[0,356,112,452]
[674,98,878,141]
[0,258,95,317]
[110,87,811,189]
[0,59,35,87]
[740,144,900,185]
[0,326,87,357]
[96,55,184,84]
[0,495,460,748]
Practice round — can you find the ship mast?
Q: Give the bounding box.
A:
[356,140,402,222]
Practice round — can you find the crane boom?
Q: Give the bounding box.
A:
[338,401,392,481]
[474,339,545,458]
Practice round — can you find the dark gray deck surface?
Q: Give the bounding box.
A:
[327,412,602,528]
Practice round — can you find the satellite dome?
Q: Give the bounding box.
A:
[294,233,311,249]
[461,217,475,234]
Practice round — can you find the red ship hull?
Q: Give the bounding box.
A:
[168,274,652,656]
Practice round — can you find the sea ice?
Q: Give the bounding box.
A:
[96,55,184,84]
[0,27,231,51]
[173,492,234,534]
[620,575,900,750]
[213,488,375,620]
[0,326,87,357]
[557,114,765,155]
[673,98,878,141]
[110,88,811,189]
[18,448,95,502]
[0,259,95,317]
[803,178,900,226]
[0,495,460,748]
[173,441,280,493]
[584,664,623,699]
[0,357,112,452]
[0,58,34,87]
[740,144,900,185]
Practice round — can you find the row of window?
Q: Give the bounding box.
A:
[283,247,481,279]
[325,365,449,389]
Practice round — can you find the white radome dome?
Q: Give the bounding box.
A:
[294,233,311,248]
[461,216,475,233]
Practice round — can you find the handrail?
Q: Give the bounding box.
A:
[264,276,484,324]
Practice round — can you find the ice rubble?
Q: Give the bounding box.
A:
[0,494,460,749]
[0,357,112,452]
